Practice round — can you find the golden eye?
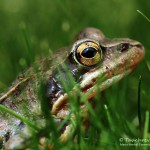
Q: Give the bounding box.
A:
[72,39,102,66]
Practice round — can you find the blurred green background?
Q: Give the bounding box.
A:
[0,0,149,119]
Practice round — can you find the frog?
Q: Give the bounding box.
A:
[0,27,145,149]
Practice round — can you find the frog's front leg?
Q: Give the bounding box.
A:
[3,119,73,150]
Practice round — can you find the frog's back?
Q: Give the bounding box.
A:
[0,49,68,146]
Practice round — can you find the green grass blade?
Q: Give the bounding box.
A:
[55,0,79,26]
[20,23,35,65]
[146,61,150,72]
[143,111,149,150]
[137,10,150,22]
[104,104,115,132]
[138,76,142,130]
[0,81,7,91]
[143,111,149,139]
[0,104,39,131]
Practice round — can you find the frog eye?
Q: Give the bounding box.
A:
[72,40,102,66]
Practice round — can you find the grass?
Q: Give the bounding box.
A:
[0,48,149,149]
[137,10,150,23]
[0,1,150,150]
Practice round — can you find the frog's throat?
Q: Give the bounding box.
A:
[51,69,132,115]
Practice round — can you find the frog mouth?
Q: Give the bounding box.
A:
[51,69,132,115]
[81,69,132,98]
[51,49,144,115]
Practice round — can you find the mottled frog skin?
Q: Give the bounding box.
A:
[0,28,145,149]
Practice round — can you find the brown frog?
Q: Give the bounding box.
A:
[0,28,145,149]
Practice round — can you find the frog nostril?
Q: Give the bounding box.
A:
[118,43,131,52]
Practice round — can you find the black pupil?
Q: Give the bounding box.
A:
[81,47,97,58]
